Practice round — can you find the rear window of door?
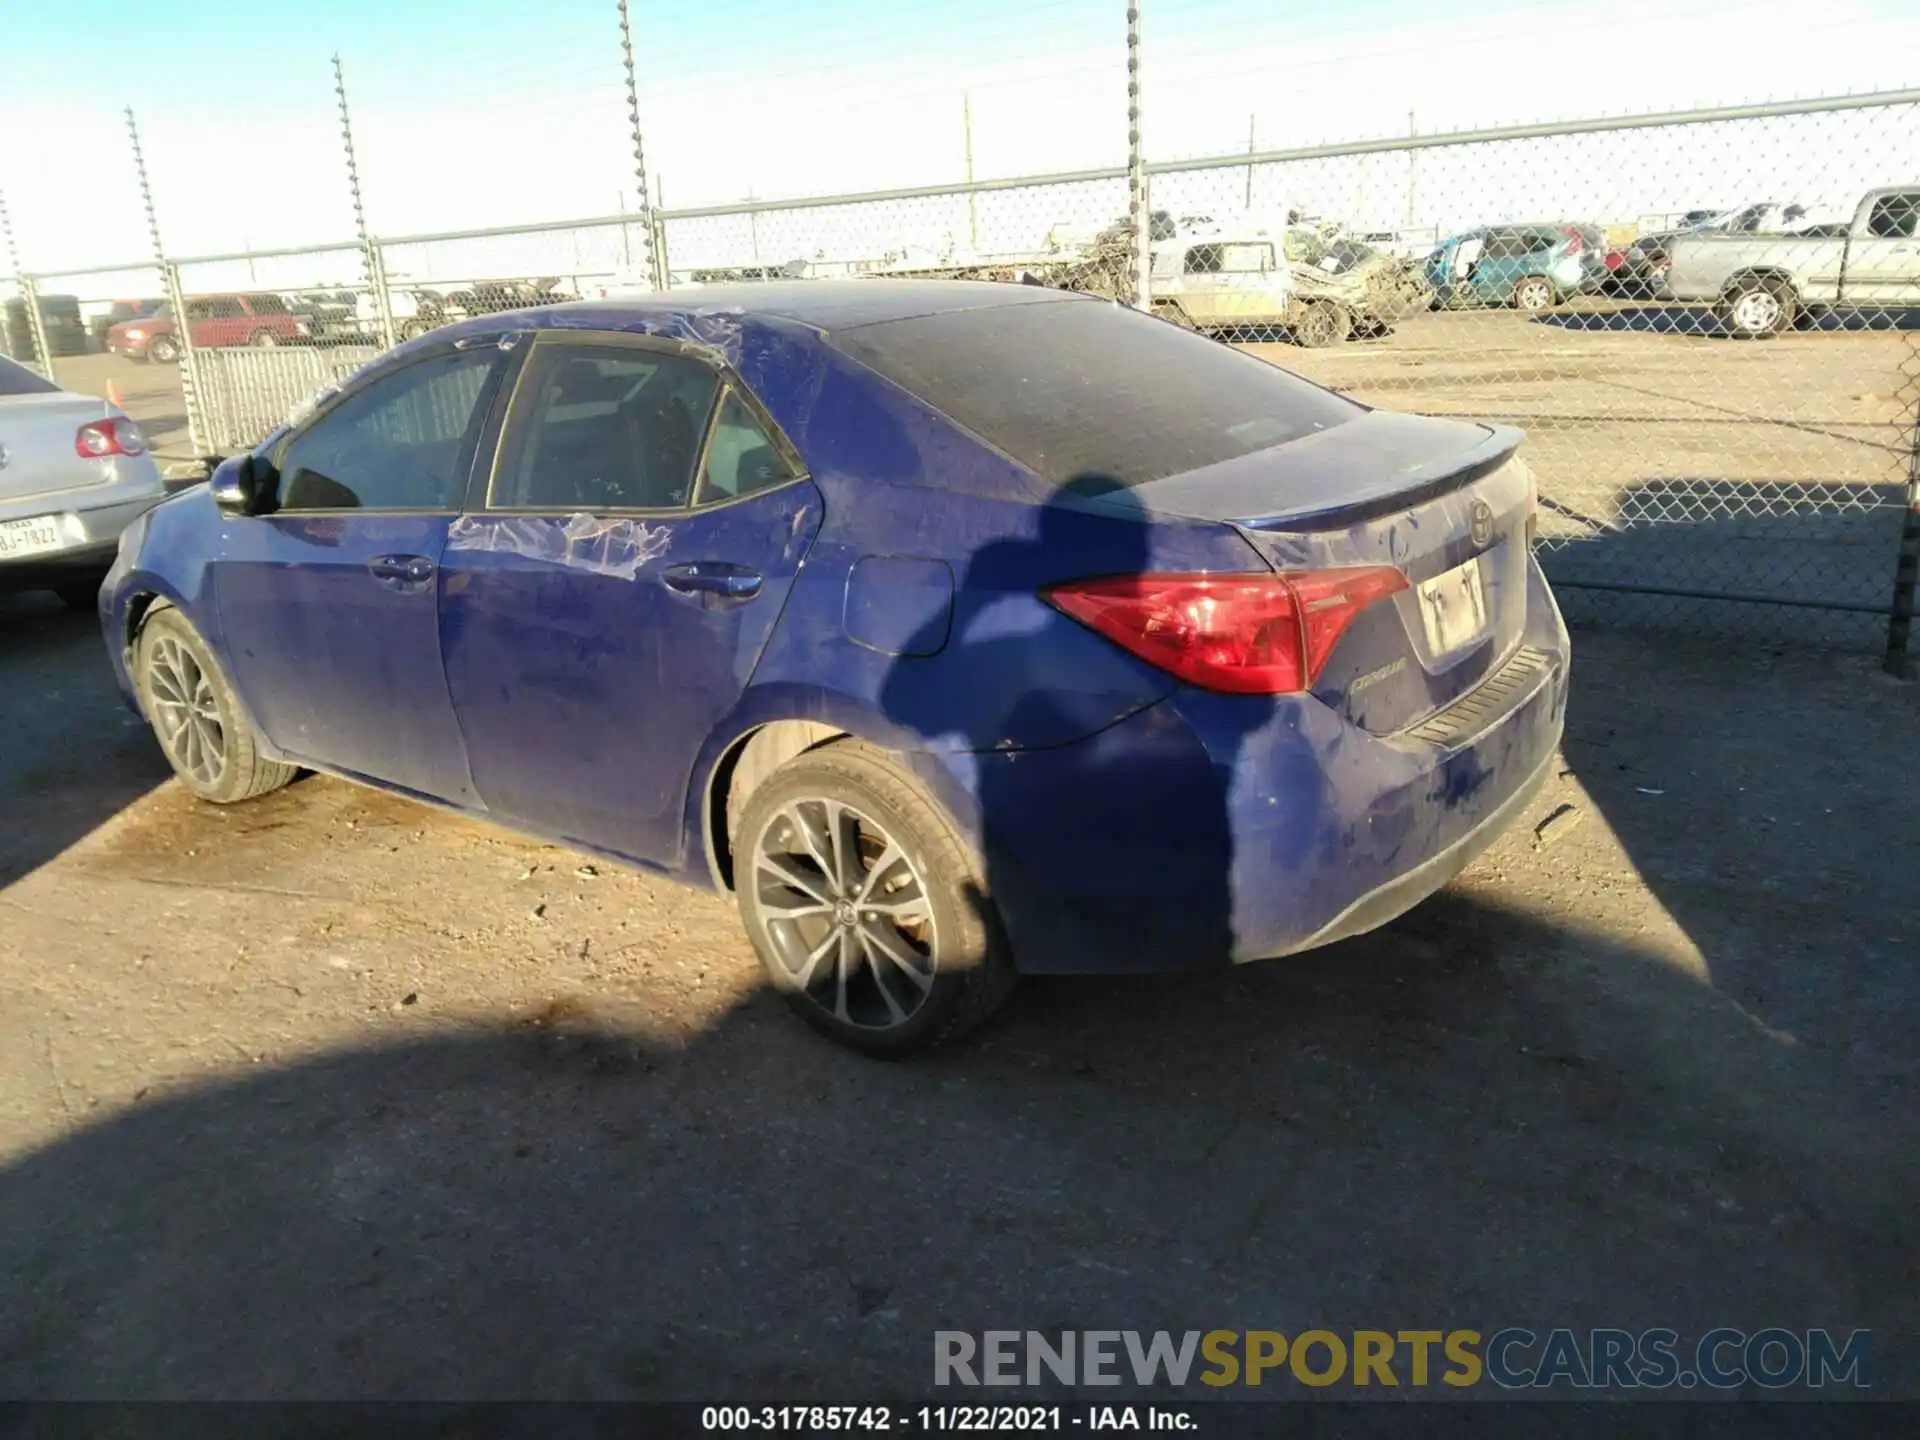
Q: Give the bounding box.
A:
[274,347,503,511]
[832,295,1360,488]
[1866,193,1920,239]
[489,342,720,512]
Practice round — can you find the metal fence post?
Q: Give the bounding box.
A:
[126,107,207,457]
[0,191,48,375]
[1126,0,1151,311]
[1885,380,1920,676]
[617,0,664,291]
[334,56,396,350]
[18,276,55,381]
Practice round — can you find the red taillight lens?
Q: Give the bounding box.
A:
[1562,228,1585,255]
[1044,568,1409,695]
[75,417,147,459]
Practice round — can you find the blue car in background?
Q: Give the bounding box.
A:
[99,282,1569,1055]
[1427,223,1609,312]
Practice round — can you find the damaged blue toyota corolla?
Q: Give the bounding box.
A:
[99,281,1569,1055]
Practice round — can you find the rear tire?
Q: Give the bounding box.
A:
[1294,300,1352,348]
[734,740,1015,1057]
[1717,276,1796,338]
[248,329,280,348]
[135,607,297,804]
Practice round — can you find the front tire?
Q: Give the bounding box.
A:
[136,608,297,804]
[734,740,1014,1057]
[1718,276,1796,338]
[1512,275,1557,312]
[147,335,180,364]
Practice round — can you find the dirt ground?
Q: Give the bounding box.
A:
[0,583,1915,1401]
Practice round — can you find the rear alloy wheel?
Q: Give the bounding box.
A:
[1294,300,1353,348]
[1718,278,1796,339]
[148,335,180,364]
[136,608,297,804]
[735,740,1014,1057]
[1512,276,1557,312]
[249,329,280,348]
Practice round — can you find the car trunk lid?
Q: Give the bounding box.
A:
[0,391,118,504]
[1125,410,1534,734]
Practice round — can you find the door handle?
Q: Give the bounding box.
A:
[662,561,762,601]
[368,553,435,586]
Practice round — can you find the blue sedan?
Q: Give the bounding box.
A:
[99,282,1569,1055]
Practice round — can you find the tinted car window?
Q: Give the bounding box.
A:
[244,294,290,315]
[695,389,796,506]
[492,344,718,511]
[1184,244,1223,275]
[0,354,58,396]
[833,297,1361,488]
[1867,193,1919,239]
[276,348,500,511]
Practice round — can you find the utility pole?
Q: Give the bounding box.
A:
[617,0,664,290]
[963,92,978,254]
[1244,114,1255,210]
[1126,0,1150,310]
[126,106,205,453]
[334,55,395,349]
[1405,108,1418,229]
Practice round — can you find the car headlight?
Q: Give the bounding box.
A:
[125,327,147,341]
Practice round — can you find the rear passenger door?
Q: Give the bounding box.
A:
[438,332,823,867]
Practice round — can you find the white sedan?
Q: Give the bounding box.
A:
[0,354,166,609]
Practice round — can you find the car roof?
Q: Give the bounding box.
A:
[524,279,1088,336]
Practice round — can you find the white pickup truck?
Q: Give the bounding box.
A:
[1665,185,1920,337]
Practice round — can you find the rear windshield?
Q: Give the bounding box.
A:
[0,354,58,396]
[832,297,1360,488]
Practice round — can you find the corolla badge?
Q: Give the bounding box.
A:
[1469,499,1495,548]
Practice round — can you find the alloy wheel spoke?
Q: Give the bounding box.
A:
[858,930,910,1024]
[860,919,933,992]
[756,849,834,907]
[833,929,858,1022]
[792,928,838,989]
[782,802,837,886]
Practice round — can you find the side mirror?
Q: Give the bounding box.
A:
[210,452,278,517]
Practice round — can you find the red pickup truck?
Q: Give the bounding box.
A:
[106,293,311,363]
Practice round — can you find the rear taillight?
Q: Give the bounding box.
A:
[1562,227,1585,255]
[75,417,147,458]
[1044,568,1409,695]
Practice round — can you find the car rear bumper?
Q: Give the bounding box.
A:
[0,480,164,591]
[959,555,1570,974]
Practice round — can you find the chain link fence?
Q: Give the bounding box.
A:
[4,56,1915,666]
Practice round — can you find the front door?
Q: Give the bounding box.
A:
[438,333,822,867]
[214,342,509,802]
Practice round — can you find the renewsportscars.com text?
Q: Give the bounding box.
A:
[934,1328,1870,1390]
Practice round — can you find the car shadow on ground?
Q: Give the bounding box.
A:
[1536,304,1920,336]
[0,592,170,888]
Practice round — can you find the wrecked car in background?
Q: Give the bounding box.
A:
[1147,225,1432,346]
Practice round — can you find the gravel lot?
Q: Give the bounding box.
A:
[7,304,1916,1405]
[0,587,1915,1401]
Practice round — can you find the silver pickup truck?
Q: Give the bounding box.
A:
[1665,185,1920,337]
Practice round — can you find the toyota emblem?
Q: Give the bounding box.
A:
[1469,500,1495,548]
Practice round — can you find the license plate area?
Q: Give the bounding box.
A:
[1415,553,1491,657]
[0,515,66,559]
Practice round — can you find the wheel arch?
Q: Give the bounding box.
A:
[704,719,850,892]
[1720,267,1801,302]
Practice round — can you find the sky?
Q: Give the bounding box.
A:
[1,0,1916,293]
